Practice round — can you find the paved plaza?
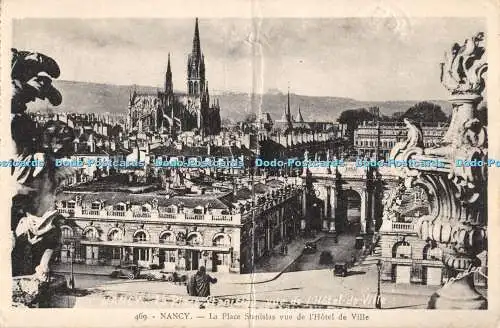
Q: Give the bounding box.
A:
[51,232,462,309]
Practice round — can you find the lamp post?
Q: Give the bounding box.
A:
[375,259,382,309]
[65,239,76,291]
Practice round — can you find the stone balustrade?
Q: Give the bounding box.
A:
[58,207,241,224]
[392,221,415,232]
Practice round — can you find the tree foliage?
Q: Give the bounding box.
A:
[402,101,448,122]
[337,108,377,132]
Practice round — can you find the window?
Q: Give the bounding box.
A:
[91,202,101,210]
[187,233,202,246]
[67,201,76,209]
[423,245,442,261]
[134,231,147,242]
[159,231,176,244]
[61,226,73,239]
[213,234,230,247]
[137,248,149,261]
[393,243,411,258]
[108,229,122,241]
[84,227,99,241]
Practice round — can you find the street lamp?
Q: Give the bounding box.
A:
[375,259,382,309]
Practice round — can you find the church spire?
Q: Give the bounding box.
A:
[295,106,305,122]
[165,53,173,94]
[192,17,201,59]
[187,18,205,97]
[286,84,292,123]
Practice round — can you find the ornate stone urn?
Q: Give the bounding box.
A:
[389,32,488,309]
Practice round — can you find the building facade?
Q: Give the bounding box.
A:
[354,121,449,160]
[126,18,221,138]
[55,176,304,274]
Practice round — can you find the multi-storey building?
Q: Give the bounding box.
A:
[354,121,449,160]
[55,175,304,274]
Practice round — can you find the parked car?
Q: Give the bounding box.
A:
[333,262,348,277]
[110,264,141,280]
[303,242,317,254]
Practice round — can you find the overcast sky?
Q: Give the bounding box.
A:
[13,17,485,101]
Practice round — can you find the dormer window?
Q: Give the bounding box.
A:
[91,201,101,210]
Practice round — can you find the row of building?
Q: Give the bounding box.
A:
[55,175,304,274]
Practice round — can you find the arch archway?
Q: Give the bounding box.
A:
[337,188,362,233]
[83,226,99,240]
[423,243,442,261]
[159,230,176,244]
[212,233,231,247]
[108,228,124,241]
[392,240,411,258]
[186,231,203,246]
[133,229,149,242]
[61,225,74,240]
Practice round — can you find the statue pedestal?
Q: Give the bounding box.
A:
[428,275,487,309]
[12,274,67,308]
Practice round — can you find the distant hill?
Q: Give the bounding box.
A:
[28,80,452,122]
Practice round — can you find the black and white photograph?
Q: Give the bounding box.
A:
[2,0,498,327]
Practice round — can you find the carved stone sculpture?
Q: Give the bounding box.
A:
[385,33,488,309]
[11,49,74,306]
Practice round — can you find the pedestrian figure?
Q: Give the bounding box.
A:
[284,244,288,255]
[187,266,217,297]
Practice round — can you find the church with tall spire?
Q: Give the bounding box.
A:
[273,86,310,132]
[127,18,221,137]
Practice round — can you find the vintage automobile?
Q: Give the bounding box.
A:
[109,264,141,280]
[333,262,348,277]
[303,241,318,254]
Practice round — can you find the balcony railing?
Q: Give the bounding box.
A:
[82,209,100,216]
[133,211,151,218]
[186,214,204,221]
[212,215,233,222]
[158,212,177,219]
[58,208,75,214]
[392,222,415,232]
[109,210,126,217]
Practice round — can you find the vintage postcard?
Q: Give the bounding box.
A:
[0,0,499,327]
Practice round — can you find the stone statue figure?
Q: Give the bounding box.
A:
[440,32,487,95]
[11,49,75,287]
[389,118,424,160]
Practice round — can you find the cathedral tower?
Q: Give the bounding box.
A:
[163,53,175,133]
[187,18,207,131]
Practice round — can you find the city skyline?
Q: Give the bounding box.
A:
[13,17,485,101]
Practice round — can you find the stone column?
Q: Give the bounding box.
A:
[300,188,307,231]
[323,186,329,231]
[371,192,376,233]
[324,187,329,216]
[280,207,285,240]
[360,189,367,234]
[329,186,336,232]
